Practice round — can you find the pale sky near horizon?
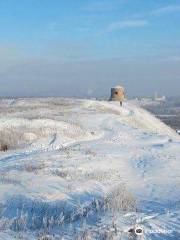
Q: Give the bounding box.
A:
[0,0,180,98]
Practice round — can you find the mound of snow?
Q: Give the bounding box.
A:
[90,100,178,138]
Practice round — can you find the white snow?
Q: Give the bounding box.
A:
[0,98,179,239]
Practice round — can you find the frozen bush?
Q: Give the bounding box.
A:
[74,230,91,240]
[52,169,69,178]
[0,128,25,150]
[104,184,137,213]
[38,235,53,240]
[0,143,8,151]
[22,163,45,173]
[0,173,21,185]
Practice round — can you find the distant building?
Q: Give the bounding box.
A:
[154,92,166,102]
[110,86,125,106]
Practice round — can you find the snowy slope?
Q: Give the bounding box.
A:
[0,98,179,240]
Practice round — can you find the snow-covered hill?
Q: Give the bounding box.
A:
[0,98,179,239]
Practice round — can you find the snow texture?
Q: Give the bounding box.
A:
[0,98,179,239]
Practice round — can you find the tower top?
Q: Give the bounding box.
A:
[113,85,124,90]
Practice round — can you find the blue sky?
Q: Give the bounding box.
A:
[0,0,180,97]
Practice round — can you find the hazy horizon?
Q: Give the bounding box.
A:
[0,0,180,98]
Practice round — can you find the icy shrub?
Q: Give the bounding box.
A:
[84,170,119,182]
[2,195,72,231]
[0,218,10,231]
[0,173,21,185]
[0,128,27,150]
[52,169,69,178]
[74,230,91,240]
[104,184,137,213]
[22,163,45,173]
[52,168,120,183]
[0,143,8,151]
[38,235,53,240]
[0,124,53,151]
[99,231,116,240]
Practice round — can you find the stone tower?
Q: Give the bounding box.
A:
[110,86,125,106]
